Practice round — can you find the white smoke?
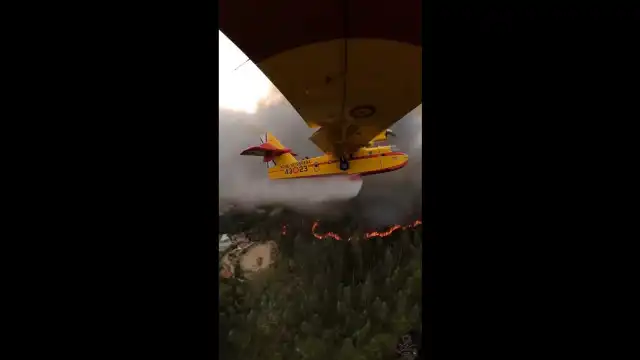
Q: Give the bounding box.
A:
[218,88,422,227]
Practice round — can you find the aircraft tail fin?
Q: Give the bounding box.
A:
[240,132,298,168]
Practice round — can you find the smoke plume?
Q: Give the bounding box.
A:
[218,89,422,227]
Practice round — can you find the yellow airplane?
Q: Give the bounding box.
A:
[240,130,408,180]
[222,0,421,180]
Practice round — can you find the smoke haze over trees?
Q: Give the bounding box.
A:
[219,89,422,227]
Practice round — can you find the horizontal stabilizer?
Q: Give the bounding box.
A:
[240,143,297,163]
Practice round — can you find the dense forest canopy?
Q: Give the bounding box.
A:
[219,208,423,360]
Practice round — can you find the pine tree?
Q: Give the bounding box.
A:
[412,228,422,247]
[307,290,320,313]
[379,301,389,324]
[361,273,373,307]
[395,289,407,316]
[336,300,346,317]
[409,304,421,328]
[343,309,359,337]
[383,247,394,277]
[382,277,393,303]
[296,337,326,360]
[399,230,412,265]
[268,352,284,360]
[352,283,362,310]
[364,333,397,360]
[321,329,335,347]
[300,321,312,336]
[310,314,322,335]
[390,267,402,294]
[336,338,359,360]
[355,320,371,348]
[343,285,352,308]
[371,297,383,321]
[283,307,295,326]
[321,288,330,312]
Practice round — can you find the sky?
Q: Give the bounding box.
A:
[218,31,423,226]
[218,32,274,114]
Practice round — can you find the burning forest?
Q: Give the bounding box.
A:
[220,204,422,243]
[311,219,423,241]
[219,205,424,360]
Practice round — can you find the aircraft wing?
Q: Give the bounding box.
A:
[306,107,418,155]
[220,0,421,154]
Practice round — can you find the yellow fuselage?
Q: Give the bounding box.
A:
[267,146,408,180]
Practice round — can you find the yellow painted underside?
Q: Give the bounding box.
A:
[257,39,422,155]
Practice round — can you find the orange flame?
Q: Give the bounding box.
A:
[364,219,422,239]
[311,221,343,241]
[311,219,422,241]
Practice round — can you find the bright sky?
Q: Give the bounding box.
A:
[219,31,275,114]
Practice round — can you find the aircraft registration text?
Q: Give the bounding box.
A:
[284,165,308,175]
[280,159,313,168]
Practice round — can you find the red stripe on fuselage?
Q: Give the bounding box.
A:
[279,159,408,179]
[358,161,408,176]
[291,151,406,167]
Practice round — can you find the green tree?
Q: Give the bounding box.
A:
[361,274,373,307]
[395,289,407,315]
[343,285,352,308]
[371,297,383,321]
[399,231,412,266]
[336,338,359,360]
[300,321,313,336]
[310,314,322,335]
[363,333,397,360]
[412,228,422,246]
[409,304,421,327]
[379,301,389,324]
[383,248,394,277]
[336,300,347,317]
[296,336,326,360]
[355,320,371,348]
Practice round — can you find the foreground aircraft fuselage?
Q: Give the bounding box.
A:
[269,147,408,180]
[241,131,408,180]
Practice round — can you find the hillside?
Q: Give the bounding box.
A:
[218,208,423,360]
